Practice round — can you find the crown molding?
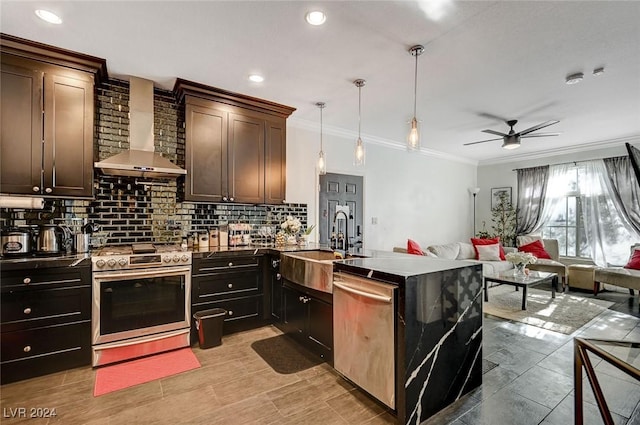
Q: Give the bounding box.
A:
[288,117,478,166]
[476,135,640,166]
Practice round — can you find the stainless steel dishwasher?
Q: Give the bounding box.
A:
[333,271,396,409]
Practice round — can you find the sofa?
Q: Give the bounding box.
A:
[594,244,640,296]
[394,238,567,282]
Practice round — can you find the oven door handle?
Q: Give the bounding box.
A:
[93,266,192,281]
[333,281,392,303]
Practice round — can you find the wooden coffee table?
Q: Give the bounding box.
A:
[484,270,560,310]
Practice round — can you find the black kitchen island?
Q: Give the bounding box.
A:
[334,255,483,425]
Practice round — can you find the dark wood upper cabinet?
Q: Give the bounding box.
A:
[228,112,265,204]
[185,102,228,202]
[175,79,295,204]
[265,119,287,204]
[0,60,43,195]
[0,34,106,198]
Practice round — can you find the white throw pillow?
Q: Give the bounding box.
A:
[427,243,460,260]
[516,234,544,248]
[457,242,476,260]
[476,244,501,261]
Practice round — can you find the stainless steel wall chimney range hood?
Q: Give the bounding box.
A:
[94,76,186,179]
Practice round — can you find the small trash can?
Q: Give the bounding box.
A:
[193,308,226,349]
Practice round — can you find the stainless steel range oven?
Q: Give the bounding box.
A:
[91,244,191,366]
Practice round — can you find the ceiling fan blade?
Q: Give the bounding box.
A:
[482,129,508,137]
[518,120,560,136]
[477,112,510,123]
[463,137,503,146]
[521,133,561,138]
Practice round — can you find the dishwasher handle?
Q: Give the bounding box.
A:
[333,280,392,303]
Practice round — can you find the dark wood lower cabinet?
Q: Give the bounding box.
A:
[191,255,267,343]
[280,282,333,363]
[0,265,92,384]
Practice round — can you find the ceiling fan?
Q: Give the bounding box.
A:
[464,119,560,149]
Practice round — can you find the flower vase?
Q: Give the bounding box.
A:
[298,235,308,246]
[514,263,527,277]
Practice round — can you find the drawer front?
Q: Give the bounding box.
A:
[1,286,91,331]
[1,267,89,290]
[193,296,262,323]
[0,322,91,385]
[1,321,91,363]
[193,270,260,302]
[194,256,260,274]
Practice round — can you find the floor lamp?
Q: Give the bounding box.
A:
[470,187,480,236]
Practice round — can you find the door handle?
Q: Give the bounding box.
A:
[333,281,392,302]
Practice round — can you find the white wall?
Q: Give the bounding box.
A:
[476,144,630,235]
[286,123,478,251]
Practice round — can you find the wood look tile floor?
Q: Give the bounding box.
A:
[0,325,395,425]
[1,288,639,425]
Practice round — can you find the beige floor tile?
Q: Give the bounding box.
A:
[212,368,302,406]
[47,381,163,424]
[160,359,248,396]
[106,385,220,425]
[326,389,387,424]
[191,393,281,425]
[274,404,350,425]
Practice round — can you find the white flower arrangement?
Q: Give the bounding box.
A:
[505,251,537,266]
[280,215,302,236]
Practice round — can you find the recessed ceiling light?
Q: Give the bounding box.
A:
[593,67,605,76]
[305,11,326,26]
[565,72,584,85]
[35,9,62,25]
[248,74,264,83]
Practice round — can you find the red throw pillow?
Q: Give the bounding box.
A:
[407,239,424,255]
[518,240,552,259]
[470,237,506,260]
[625,249,640,270]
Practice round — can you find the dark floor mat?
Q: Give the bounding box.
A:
[482,359,499,374]
[251,334,323,374]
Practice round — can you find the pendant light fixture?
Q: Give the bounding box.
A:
[354,79,366,166]
[407,45,424,151]
[316,102,326,175]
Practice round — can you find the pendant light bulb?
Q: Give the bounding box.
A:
[408,117,419,150]
[316,102,327,175]
[354,79,366,166]
[355,137,365,165]
[407,45,424,151]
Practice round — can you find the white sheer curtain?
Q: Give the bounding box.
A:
[532,163,573,233]
[580,160,640,266]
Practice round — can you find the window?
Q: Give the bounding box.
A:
[540,167,589,258]
[538,163,637,266]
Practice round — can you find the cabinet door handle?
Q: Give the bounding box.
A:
[223,196,228,201]
[276,273,281,280]
[228,262,233,267]
[227,283,233,289]
[32,186,40,192]
[23,307,32,315]
[45,187,52,193]
[228,310,233,316]
[23,346,31,353]
[23,277,31,285]
[229,197,235,202]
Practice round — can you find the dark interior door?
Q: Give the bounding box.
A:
[318,173,364,252]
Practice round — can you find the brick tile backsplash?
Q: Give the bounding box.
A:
[1,77,306,246]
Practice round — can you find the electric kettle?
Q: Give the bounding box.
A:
[37,224,71,255]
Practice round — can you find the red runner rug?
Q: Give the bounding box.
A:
[94,348,201,397]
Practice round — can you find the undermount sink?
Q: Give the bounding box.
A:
[280,250,365,294]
